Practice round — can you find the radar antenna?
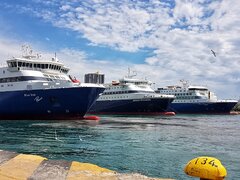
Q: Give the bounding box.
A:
[126,68,137,78]
[180,79,188,89]
[21,44,38,59]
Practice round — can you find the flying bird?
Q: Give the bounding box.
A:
[211,49,216,57]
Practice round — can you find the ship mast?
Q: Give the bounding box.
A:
[180,79,188,89]
[126,68,137,78]
[21,45,40,59]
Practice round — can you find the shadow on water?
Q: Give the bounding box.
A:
[31,119,100,128]
[97,115,198,130]
[100,119,196,129]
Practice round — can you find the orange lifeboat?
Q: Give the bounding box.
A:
[69,75,80,83]
[112,81,120,85]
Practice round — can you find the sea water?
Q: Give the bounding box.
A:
[0,115,239,180]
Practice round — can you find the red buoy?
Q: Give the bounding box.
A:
[84,115,100,121]
[163,112,176,116]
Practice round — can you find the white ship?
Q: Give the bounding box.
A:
[89,71,175,115]
[155,80,238,114]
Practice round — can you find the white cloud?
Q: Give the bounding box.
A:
[173,0,204,24]
[0,38,22,63]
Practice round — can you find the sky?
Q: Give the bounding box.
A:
[0,0,239,99]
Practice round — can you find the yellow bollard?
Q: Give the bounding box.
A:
[184,156,227,180]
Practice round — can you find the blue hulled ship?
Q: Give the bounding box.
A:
[89,72,175,115]
[0,46,104,120]
[155,80,238,114]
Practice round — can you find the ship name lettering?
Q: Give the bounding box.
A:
[24,93,36,97]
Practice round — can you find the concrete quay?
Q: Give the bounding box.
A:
[0,150,174,180]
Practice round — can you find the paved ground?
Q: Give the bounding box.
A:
[0,150,174,180]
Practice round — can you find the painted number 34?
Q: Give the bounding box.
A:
[195,158,218,167]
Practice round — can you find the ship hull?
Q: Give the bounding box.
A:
[168,101,237,114]
[89,98,174,115]
[0,87,104,120]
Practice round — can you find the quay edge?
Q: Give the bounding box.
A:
[0,150,174,180]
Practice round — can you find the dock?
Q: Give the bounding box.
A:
[0,150,174,180]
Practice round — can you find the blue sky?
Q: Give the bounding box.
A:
[0,0,239,99]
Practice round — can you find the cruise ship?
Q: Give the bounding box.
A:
[89,73,175,115]
[155,80,238,114]
[0,46,105,120]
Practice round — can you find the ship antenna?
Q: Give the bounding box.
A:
[126,68,137,78]
[180,79,188,89]
[21,44,36,59]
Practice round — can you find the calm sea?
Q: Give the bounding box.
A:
[0,115,239,180]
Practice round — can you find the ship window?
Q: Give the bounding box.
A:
[0,76,47,83]
[37,64,41,68]
[18,62,22,67]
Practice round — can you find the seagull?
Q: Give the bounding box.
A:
[211,49,216,57]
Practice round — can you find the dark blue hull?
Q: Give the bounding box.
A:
[0,87,104,120]
[89,98,174,115]
[168,101,237,114]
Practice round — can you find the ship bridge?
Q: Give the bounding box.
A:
[6,57,69,75]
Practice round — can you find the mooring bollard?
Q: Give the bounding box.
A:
[184,156,227,180]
